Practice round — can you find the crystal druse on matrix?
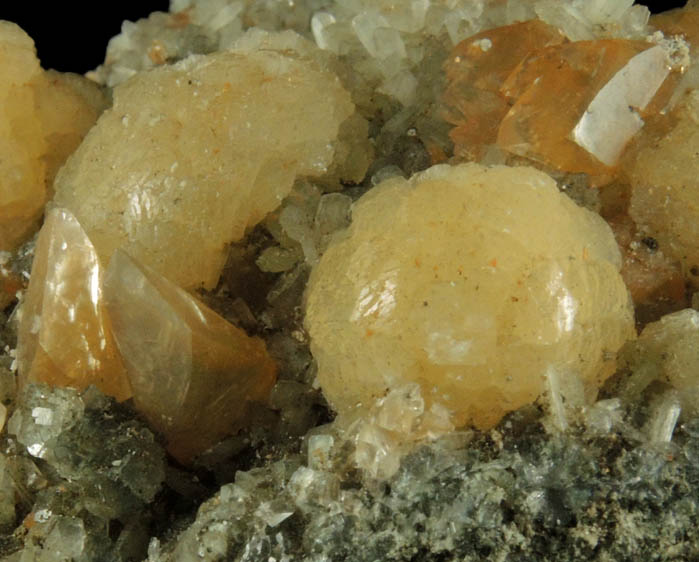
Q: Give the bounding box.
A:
[2,0,699,561]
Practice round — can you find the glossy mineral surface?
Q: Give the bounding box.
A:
[103,250,277,463]
[16,209,131,401]
[306,163,635,429]
[53,31,365,290]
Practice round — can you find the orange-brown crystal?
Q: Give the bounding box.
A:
[497,39,668,177]
[16,209,132,401]
[443,20,565,161]
[444,22,676,181]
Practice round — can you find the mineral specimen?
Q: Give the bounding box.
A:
[5,0,699,560]
[0,22,106,253]
[103,249,276,463]
[305,163,635,431]
[53,30,367,290]
[16,208,132,402]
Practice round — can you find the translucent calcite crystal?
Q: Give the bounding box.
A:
[443,20,566,162]
[53,30,366,290]
[0,22,106,252]
[497,39,672,177]
[627,90,699,287]
[16,209,132,402]
[305,163,635,430]
[444,25,677,180]
[103,249,276,463]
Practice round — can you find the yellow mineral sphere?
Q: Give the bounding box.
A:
[305,163,636,429]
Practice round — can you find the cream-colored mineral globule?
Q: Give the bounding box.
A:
[16,209,132,402]
[103,249,277,463]
[628,90,699,287]
[0,22,106,252]
[53,30,366,290]
[305,163,635,430]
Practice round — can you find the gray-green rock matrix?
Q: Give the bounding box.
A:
[1,383,165,561]
[146,410,699,561]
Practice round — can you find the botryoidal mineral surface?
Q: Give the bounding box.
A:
[2,0,699,561]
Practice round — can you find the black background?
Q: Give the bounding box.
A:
[0,1,688,74]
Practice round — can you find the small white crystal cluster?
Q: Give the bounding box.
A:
[92,0,331,87]
[256,180,353,273]
[92,0,652,107]
[533,0,650,41]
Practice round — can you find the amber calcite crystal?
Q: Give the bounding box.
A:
[53,30,366,290]
[305,163,635,431]
[443,20,565,161]
[16,209,132,401]
[497,39,671,177]
[651,1,699,51]
[103,250,276,463]
[0,22,106,252]
[444,23,676,181]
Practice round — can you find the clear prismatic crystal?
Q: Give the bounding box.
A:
[53,30,367,290]
[305,163,635,430]
[103,249,276,463]
[16,209,132,402]
[0,22,106,252]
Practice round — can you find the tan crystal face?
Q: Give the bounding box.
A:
[53,34,363,290]
[103,249,276,463]
[305,163,635,429]
[16,208,132,402]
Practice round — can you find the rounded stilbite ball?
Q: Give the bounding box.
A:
[305,163,635,429]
